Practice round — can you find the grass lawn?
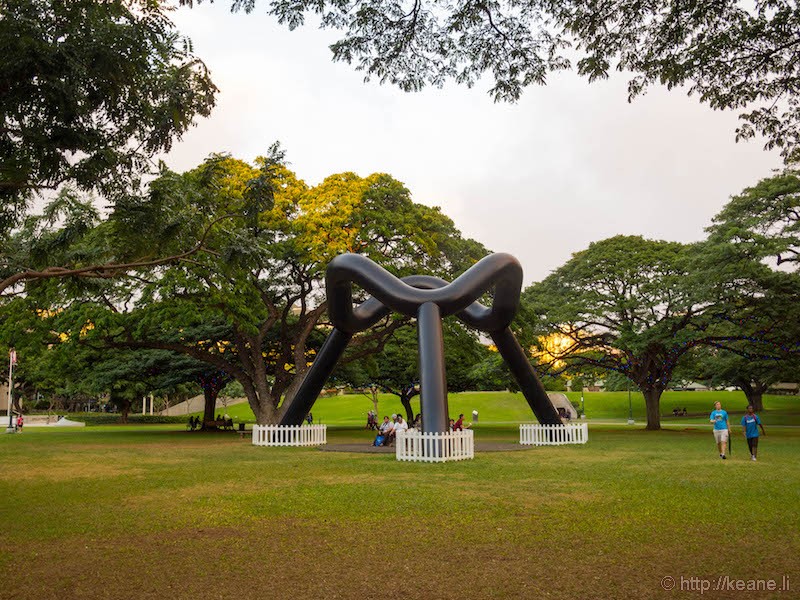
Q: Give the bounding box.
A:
[200,390,800,427]
[1,423,798,599]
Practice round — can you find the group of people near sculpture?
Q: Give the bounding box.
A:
[370,412,469,447]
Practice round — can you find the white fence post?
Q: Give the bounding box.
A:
[251,424,327,447]
[519,422,588,446]
[395,429,474,463]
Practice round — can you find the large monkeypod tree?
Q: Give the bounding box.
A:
[68,151,486,424]
[523,235,782,430]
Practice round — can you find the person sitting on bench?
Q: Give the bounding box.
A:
[389,415,408,445]
[374,415,394,446]
[453,414,465,431]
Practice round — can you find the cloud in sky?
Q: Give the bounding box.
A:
[166,3,780,284]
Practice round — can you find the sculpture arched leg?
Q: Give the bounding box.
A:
[490,327,562,425]
[278,328,352,425]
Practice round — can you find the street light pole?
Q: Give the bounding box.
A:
[6,348,16,433]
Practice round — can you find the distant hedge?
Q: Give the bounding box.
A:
[67,414,190,426]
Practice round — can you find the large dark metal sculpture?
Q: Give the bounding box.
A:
[279,253,561,431]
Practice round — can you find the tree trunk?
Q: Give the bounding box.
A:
[744,388,765,412]
[399,386,419,422]
[256,373,278,424]
[255,402,277,424]
[119,398,131,424]
[400,393,415,422]
[642,387,663,430]
[241,378,277,424]
[370,386,379,416]
[201,385,219,428]
[737,379,767,412]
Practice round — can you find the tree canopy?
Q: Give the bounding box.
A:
[0,0,219,300]
[0,296,207,419]
[194,0,800,162]
[0,0,217,227]
[708,169,800,269]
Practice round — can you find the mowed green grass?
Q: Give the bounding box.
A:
[209,390,800,426]
[1,423,798,599]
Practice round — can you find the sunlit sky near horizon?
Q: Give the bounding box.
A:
[164,2,781,285]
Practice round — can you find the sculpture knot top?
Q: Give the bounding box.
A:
[326,252,524,334]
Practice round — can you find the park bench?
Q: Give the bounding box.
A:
[203,418,235,430]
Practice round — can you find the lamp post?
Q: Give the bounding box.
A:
[6,348,16,433]
[627,381,635,425]
[580,392,585,419]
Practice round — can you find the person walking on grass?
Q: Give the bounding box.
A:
[709,401,731,460]
[741,405,766,461]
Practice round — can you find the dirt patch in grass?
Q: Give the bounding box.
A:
[49,436,243,453]
[448,478,604,511]
[311,472,418,486]
[127,480,249,504]
[2,459,145,483]
[7,518,795,600]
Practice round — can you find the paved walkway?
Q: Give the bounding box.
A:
[319,441,535,454]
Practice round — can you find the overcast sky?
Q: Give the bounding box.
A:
[165,3,781,285]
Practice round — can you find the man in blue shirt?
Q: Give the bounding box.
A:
[709,401,730,459]
[741,405,766,461]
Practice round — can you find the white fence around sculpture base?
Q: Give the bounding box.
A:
[396,429,474,463]
[519,423,588,446]
[252,424,327,447]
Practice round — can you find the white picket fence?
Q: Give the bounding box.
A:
[396,429,474,463]
[519,422,588,446]
[252,424,327,447]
